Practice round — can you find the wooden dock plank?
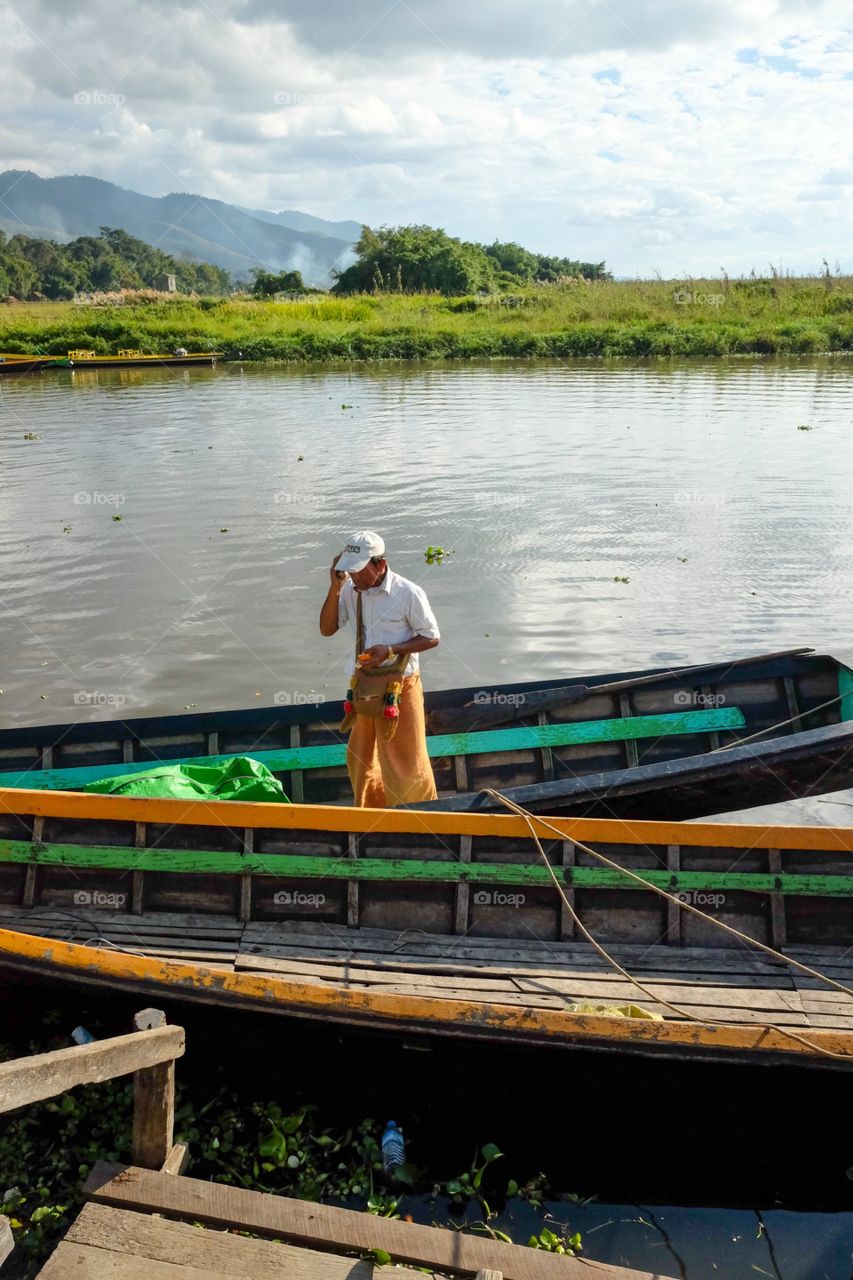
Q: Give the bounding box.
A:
[48,1202,428,1279]
[1,1215,13,1268]
[83,1165,653,1280]
[0,1027,184,1113]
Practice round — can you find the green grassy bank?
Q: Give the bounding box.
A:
[2,275,853,361]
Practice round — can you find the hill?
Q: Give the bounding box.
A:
[0,171,359,285]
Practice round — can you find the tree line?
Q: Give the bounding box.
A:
[331,225,610,295]
[0,222,609,301]
[0,227,231,299]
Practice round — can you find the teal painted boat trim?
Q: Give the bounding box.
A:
[838,666,853,723]
[0,706,745,793]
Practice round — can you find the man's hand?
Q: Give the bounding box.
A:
[358,644,391,669]
[330,554,347,587]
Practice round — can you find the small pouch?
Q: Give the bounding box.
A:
[339,594,408,740]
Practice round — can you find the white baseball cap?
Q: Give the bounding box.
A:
[336,530,386,574]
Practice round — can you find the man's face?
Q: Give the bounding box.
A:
[349,558,387,591]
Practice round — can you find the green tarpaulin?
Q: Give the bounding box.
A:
[82,756,290,803]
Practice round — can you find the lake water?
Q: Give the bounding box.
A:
[3,359,853,1277]
[2,357,853,726]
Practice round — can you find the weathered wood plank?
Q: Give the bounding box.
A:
[6,842,853,898]
[37,1240,274,1279]
[0,1214,13,1267]
[61,1202,477,1280]
[666,846,681,944]
[240,926,789,972]
[160,1143,189,1176]
[233,954,804,1011]
[454,835,472,934]
[132,1011,175,1171]
[768,849,787,950]
[0,906,244,934]
[83,1165,653,1280]
[233,950,797,990]
[5,785,853,857]
[0,1026,184,1114]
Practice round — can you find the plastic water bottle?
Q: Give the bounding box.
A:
[381,1120,405,1175]
[71,1026,95,1045]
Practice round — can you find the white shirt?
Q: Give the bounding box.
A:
[338,568,440,677]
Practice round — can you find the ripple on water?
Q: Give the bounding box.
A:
[2,357,853,722]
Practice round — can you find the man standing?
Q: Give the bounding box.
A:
[319,531,440,807]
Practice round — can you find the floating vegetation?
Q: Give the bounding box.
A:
[220,527,229,533]
[613,575,630,583]
[111,514,122,522]
[424,546,449,565]
[797,423,814,431]
[23,432,40,440]
[677,557,688,563]
[528,1226,583,1255]
[341,403,353,409]
[62,525,71,534]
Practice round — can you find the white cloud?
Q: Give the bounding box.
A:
[1,0,852,273]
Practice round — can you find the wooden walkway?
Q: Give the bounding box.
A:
[34,1163,656,1280]
[5,906,853,1047]
[1,1007,650,1280]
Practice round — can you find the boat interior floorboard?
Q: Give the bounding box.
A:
[4,908,853,1033]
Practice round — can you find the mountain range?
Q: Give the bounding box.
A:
[0,171,362,284]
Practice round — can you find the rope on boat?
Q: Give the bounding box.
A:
[481,788,853,1061]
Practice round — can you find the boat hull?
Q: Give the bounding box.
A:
[58,353,222,368]
[0,355,60,374]
[408,720,853,820]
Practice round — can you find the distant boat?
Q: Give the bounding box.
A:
[55,348,223,368]
[0,349,223,373]
[0,353,60,374]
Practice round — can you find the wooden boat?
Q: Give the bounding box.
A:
[0,648,851,820]
[410,719,853,820]
[1,785,853,1070]
[0,353,60,374]
[54,349,223,368]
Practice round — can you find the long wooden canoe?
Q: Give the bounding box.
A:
[0,649,851,819]
[0,353,58,374]
[2,785,853,1070]
[55,351,223,368]
[409,719,853,820]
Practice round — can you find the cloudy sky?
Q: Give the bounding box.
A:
[3,0,852,275]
